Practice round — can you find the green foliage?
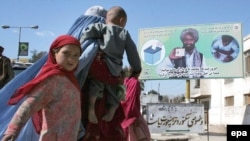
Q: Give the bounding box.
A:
[148,89,159,95]
[29,49,47,63]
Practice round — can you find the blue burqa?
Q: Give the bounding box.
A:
[0,15,105,140]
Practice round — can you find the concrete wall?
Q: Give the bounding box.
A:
[191,79,250,126]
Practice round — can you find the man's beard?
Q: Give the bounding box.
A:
[184,45,195,52]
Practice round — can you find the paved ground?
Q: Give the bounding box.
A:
[150,125,227,141]
[190,132,226,141]
[151,132,226,141]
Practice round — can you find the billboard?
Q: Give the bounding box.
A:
[138,23,243,80]
[147,103,204,133]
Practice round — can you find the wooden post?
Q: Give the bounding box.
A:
[185,80,190,103]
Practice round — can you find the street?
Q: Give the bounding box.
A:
[151,132,226,141]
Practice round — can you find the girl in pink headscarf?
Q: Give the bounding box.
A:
[2,35,82,141]
[121,68,151,141]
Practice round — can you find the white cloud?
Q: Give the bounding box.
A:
[35,31,55,37]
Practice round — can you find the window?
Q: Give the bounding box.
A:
[244,93,250,105]
[194,79,200,88]
[225,96,234,106]
[224,78,234,84]
[245,56,250,72]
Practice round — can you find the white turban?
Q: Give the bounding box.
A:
[180,28,199,42]
[84,5,107,18]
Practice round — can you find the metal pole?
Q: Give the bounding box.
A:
[17,27,21,62]
[1,25,38,62]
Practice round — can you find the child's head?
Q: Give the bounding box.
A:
[118,69,126,84]
[128,67,141,78]
[106,6,127,28]
[121,67,141,80]
[49,35,82,71]
[222,35,233,47]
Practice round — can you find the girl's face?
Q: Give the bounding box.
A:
[54,44,81,71]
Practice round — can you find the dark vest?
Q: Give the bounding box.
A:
[170,53,204,78]
[173,53,203,68]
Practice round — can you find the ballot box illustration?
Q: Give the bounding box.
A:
[144,45,162,64]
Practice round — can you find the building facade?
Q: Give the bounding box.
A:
[190,35,250,126]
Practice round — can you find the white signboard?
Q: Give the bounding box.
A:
[147,103,204,133]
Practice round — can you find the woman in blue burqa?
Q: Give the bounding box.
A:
[0,6,124,141]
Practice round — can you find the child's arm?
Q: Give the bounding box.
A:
[125,33,142,74]
[3,78,55,138]
[1,134,15,141]
[80,23,103,43]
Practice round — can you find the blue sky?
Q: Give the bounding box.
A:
[1,0,250,96]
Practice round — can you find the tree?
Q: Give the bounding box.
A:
[148,89,159,95]
[29,49,47,63]
[172,94,185,103]
[159,95,169,102]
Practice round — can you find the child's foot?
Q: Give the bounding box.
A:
[102,106,117,122]
[88,108,98,124]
